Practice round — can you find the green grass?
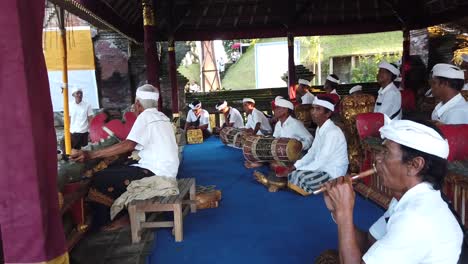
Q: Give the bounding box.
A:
[221,44,257,90]
[177,63,200,84]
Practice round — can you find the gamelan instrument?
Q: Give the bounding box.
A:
[312,164,377,195]
[219,127,247,149]
[243,136,302,163]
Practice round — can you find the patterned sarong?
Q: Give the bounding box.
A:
[288,170,331,193]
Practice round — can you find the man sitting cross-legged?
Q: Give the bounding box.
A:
[285,95,349,195]
[71,84,180,231]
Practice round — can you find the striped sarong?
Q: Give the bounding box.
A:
[288,170,331,194]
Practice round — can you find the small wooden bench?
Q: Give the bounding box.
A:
[128,178,196,243]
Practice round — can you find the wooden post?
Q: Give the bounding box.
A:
[287,33,296,100]
[329,57,334,74]
[401,29,410,90]
[58,8,71,155]
[168,37,179,114]
[142,0,162,110]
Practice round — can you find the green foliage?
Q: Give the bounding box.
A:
[221,43,256,90]
[351,53,402,83]
[177,63,200,84]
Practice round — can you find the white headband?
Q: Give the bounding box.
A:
[379,119,449,159]
[189,102,202,110]
[394,76,402,82]
[431,63,464,80]
[462,54,468,63]
[243,98,255,104]
[136,90,159,101]
[349,85,362,94]
[379,61,400,76]
[313,97,335,111]
[71,87,82,95]
[326,75,340,84]
[216,101,228,111]
[298,79,311,86]
[275,98,294,110]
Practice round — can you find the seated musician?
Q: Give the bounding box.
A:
[430,63,468,125]
[286,96,349,195]
[273,97,313,150]
[349,85,363,95]
[324,74,341,100]
[242,98,272,136]
[461,54,468,91]
[216,100,244,129]
[296,79,315,104]
[321,120,463,263]
[185,99,212,139]
[70,84,179,230]
[374,61,402,120]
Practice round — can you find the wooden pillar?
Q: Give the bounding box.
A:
[329,57,334,74]
[401,29,410,90]
[287,33,296,100]
[0,0,68,263]
[142,0,162,110]
[168,37,179,114]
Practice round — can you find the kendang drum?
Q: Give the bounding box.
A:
[219,127,247,149]
[243,136,302,163]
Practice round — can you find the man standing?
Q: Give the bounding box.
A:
[430,63,468,124]
[286,96,349,195]
[296,79,315,104]
[243,98,272,136]
[374,61,402,120]
[322,120,463,263]
[185,99,212,138]
[70,87,93,149]
[216,100,244,128]
[71,84,179,230]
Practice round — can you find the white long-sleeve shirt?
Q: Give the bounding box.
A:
[301,92,315,104]
[273,116,314,150]
[225,107,244,128]
[431,93,468,124]
[374,83,402,120]
[187,109,212,132]
[293,119,348,178]
[245,108,272,135]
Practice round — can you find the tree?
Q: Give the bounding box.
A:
[351,52,402,83]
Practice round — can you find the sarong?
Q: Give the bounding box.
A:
[288,170,331,193]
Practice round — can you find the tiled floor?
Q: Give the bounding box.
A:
[70,227,154,264]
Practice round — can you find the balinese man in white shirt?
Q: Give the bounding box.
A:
[430,63,468,124]
[215,100,244,129]
[374,61,402,120]
[69,87,93,149]
[324,74,341,100]
[349,85,363,95]
[296,79,315,104]
[185,99,212,139]
[321,120,463,264]
[286,96,349,195]
[242,98,272,136]
[70,84,179,231]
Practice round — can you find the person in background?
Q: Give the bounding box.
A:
[374,61,402,120]
[243,98,272,136]
[70,87,93,149]
[215,100,244,129]
[296,79,315,104]
[324,74,341,99]
[185,99,212,139]
[349,85,363,95]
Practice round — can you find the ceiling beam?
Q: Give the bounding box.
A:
[233,4,244,27]
[216,0,229,27]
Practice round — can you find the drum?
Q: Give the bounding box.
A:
[294,104,313,127]
[243,136,302,162]
[219,127,247,148]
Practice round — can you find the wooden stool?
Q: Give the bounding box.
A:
[128,178,196,243]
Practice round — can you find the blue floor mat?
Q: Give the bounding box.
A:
[147,137,383,264]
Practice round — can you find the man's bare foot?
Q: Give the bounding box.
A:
[101,215,130,232]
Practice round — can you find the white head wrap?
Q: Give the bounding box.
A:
[298,79,311,86]
[379,119,449,159]
[189,101,202,110]
[378,61,400,76]
[349,85,362,94]
[243,98,255,104]
[326,75,340,84]
[274,97,294,110]
[462,54,468,63]
[71,87,82,95]
[312,97,335,111]
[136,84,159,101]
[431,63,464,80]
[216,101,228,111]
[394,76,402,82]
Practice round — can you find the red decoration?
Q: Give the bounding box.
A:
[89,112,137,142]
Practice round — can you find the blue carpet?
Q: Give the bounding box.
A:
[147,137,384,264]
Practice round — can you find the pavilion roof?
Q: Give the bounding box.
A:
[49,0,468,43]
